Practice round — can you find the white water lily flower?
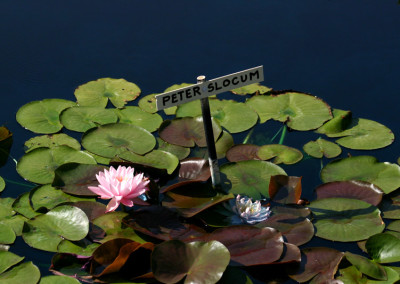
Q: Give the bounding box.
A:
[233,195,272,224]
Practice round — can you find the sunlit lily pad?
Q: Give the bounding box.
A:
[0,261,40,283]
[0,223,15,244]
[246,92,332,130]
[30,184,94,211]
[303,138,342,158]
[163,83,193,115]
[321,156,400,194]
[226,144,261,162]
[82,123,156,158]
[39,275,82,284]
[366,233,400,263]
[0,177,4,193]
[0,215,26,236]
[326,118,394,150]
[60,106,118,132]
[315,181,384,206]
[156,138,190,160]
[310,197,385,242]
[220,160,286,200]
[380,191,400,219]
[315,109,352,135]
[12,193,40,219]
[22,205,89,252]
[257,144,303,165]
[216,130,234,159]
[176,99,258,133]
[152,240,230,284]
[0,198,15,219]
[138,93,159,113]
[16,99,77,134]
[74,78,141,108]
[231,83,272,95]
[57,239,100,257]
[159,117,222,147]
[16,146,97,184]
[0,251,24,274]
[24,134,81,153]
[116,106,163,132]
[344,251,387,280]
[289,247,344,283]
[118,149,179,174]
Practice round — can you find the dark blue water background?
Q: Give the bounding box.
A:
[0,0,399,279]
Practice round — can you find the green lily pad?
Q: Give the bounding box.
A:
[246,92,332,130]
[22,205,89,252]
[0,177,4,193]
[315,109,353,135]
[0,215,27,236]
[220,160,287,200]
[92,212,146,244]
[0,127,12,167]
[315,181,384,206]
[60,106,118,132]
[116,106,163,132]
[16,146,97,184]
[0,251,24,274]
[176,99,258,133]
[0,223,16,244]
[321,156,400,194]
[53,163,107,196]
[303,138,342,159]
[24,134,81,153]
[118,149,179,174]
[156,138,190,160]
[163,83,193,115]
[30,184,94,211]
[257,144,303,165]
[159,117,222,147]
[344,251,387,280]
[0,198,15,219]
[326,118,394,150]
[387,220,400,232]
[74,78,141,108]
[0,262,40,284]
[152,240,230,284]
[82,123,156,158]
[16,99,77,134]
[366,233,400,263]
[310,197,385,242]
[380,191,400,219]
[337,265,366,284]
[12,193,40,219]
[216,130,234,159]
[289,247,344,283]
[57,240,100,257]
[231,83,272,95]
[365,266,400,284]
[138,93,159,113]
[39,275,82,284]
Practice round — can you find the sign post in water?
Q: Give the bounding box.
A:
[156,66,264,188]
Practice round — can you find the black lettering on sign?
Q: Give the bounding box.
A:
[185,88,192,98]
[208,83,214,93]
[215,82,222,91]
[249,70,259,81]
[240,74,248,82]
[232,77,239,85]
[177,90,184,101]
[193,86,201,96]
[171,93,178,103]
[162,96,170,106]
[223,79,230,87]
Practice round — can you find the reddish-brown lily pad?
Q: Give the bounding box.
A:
[315,181,384,206]
[269,175,302,204]
[226,144,261,162]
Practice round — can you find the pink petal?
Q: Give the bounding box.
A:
[120,198,134,207]
[88,186,113,199]
[106,197,120,212]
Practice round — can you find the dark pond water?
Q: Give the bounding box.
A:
[0,0,399,281]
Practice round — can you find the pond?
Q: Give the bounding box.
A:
[0,1,400,283]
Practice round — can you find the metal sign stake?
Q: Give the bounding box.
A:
[197,75,221,189]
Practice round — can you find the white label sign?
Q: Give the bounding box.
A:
[156,65,264,110]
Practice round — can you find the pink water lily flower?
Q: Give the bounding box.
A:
[88,166,150,212]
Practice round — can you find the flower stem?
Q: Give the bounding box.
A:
[3,178,34,188]
[242,127,255,144]
[278,125,287,145]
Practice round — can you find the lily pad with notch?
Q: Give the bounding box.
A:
[156,137,190,161]
[116,106,163,133]
[257,144,303,165]
[24,134,81,153]
[138,93,159,114]
[303,138,342,159]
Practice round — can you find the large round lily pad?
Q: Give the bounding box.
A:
[60,106,118,132]
[246,92,332,130]
[320,156,400,194]
[16,99,77,134]
[116,106,162,132]
[159,117,222,147]
[22,205,89,252]
[309,197,385,242]
[176,99,258,133]
[0,251,24,274]
[257,144,303,165]
[74,78,141,108]
[152,240,230,284]
[303,138,342,159]
[226,144,261,162]
[220,160,287,199]
[16,146,97,184]
[326,118,394,150]
[82,123,156,158]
